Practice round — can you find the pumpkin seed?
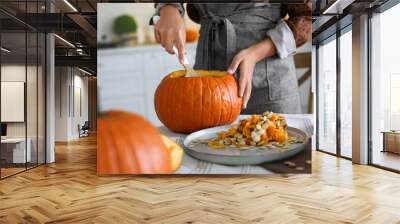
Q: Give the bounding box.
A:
[295,166,304,171]
[238,146,251,150]
[283,161,296,167]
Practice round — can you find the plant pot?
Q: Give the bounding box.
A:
[116,33,138,47]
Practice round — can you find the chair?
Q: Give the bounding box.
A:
[79,121,90,138]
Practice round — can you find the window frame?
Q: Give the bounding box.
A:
[315,24,353,161]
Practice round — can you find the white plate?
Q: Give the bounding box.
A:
[183,125,309,165]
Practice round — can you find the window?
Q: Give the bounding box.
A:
[316,26,353,159]
[340,29,352,158]
[370,2,400,171]
[317,37,337,154]
[391,75,400,130]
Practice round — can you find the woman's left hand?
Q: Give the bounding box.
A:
[227,38,277,109]
[227,49,258,109]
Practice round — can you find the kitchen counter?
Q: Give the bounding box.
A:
[159,114,314,174]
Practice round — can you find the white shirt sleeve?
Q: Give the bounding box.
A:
[266,20,297,59]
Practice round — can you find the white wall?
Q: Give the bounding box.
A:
[54,67,89,141]
[71,74,89,138]
[1,82,25,122]
[55,67,69,141]
[1,65,38,137]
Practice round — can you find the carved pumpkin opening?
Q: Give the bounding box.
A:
[169,70,230,78]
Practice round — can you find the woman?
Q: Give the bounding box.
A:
[153,3,311,114]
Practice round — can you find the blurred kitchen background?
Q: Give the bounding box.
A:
[97,3,200,47]
[97,3,313,127]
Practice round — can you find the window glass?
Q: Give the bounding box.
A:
[340,29,352,158]
[1,30,28,178]
[318,37,337,154]
[371,3,400,171]
[0,1,46,179]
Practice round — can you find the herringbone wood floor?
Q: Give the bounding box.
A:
[0,136,400,224]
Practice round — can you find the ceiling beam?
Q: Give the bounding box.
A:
[322,0,356,14]
[55,55,96,73]
[14,13,82,32]
[66,13,97,46]
[86,0,97,12]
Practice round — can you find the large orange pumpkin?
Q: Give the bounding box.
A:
[154,70,242,133]
[97,110,183,175]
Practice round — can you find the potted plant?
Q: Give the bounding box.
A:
[113,14,138,46]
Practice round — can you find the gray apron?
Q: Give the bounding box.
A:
[192,3,301,114]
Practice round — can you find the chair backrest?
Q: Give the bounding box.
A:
[82,121,90,129]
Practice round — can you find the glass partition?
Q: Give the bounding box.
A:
[0,1,46,179]
[27,30,38,169]
[0,31,28,177]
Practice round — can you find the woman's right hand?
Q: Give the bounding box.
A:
[154,5,186,64]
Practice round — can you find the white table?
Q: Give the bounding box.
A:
[159,114,314,174]
[1,138,31,163]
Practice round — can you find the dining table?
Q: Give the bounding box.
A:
[159,114,314,174]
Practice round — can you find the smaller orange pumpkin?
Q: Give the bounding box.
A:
[186,29,198,42]
[97,110,183,175]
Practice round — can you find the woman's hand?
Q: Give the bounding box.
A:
[154,5,186,64]
[228,38,277,109]
[228,49,257,109]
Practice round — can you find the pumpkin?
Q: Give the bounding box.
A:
[97,110,183,174]
[154,70,242,133]
[186,29,198,42]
